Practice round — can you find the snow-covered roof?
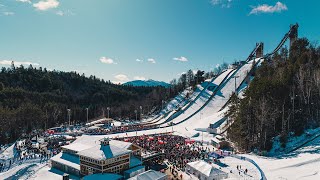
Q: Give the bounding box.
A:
[87,126,100,130]
[61,135,104,152]
[62,135,133,153]
[94,124,105,127]
[113,121,122,127]
[83,173,123,180]
[128,170,167,180]
[187,160,226,177]
[51,152,80,170]
[77,141,131,160]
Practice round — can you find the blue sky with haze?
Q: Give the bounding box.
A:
[0,0,319,83]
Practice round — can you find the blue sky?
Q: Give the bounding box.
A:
[0,0,319,83]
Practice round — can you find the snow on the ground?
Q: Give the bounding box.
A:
[243,134,320,180]
[143,88,192,124]
[29,165,80,180]
[0,162,80,180]
[269,127,320,155]
[221,156,261,180]
[243,153,320,180]
[0,161,48,179]
[159,69,234,127]
[157,59,258,139]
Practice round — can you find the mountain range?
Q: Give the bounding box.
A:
[123,79,171,87]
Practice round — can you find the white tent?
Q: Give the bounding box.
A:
[186,160,228,180]
[128,170,167,180]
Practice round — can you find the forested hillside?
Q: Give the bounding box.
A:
[0,64,180,144]
[227,38,320,152]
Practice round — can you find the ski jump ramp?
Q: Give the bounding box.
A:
[103,59,260,140]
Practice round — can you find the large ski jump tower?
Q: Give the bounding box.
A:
[289,23,299,48]
[256,42,264,58]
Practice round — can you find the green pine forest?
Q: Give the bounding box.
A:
[227,38,320,152]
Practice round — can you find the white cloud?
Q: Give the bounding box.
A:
[33,0,59,11]
[56,10,75,16]
[147,58,156,64]
[2,12,14,16]
[114,74,129,83]
[211,0,233,8]
[56,10,63,16]
[134,76,146,80]
[0,60,39,66]
[16,0,31,4]
[100,57,117,64]
[250,2,288,15]
[173,56,188,62]
[136,59,143,62]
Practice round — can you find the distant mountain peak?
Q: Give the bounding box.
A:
[123,79,170,87]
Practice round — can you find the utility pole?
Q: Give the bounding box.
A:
[171,122,174,133]
[202,131,204,145]
[67,109,71,126]
[139,106,142,120]
[102,108,105,117]
[134,110,138,121]
[107,107,110,119]
[86,107,89,123]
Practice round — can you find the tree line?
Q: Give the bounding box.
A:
[227,38,320,152]
[0,64,175,144]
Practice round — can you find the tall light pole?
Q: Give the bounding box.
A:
[139,106,142,121]
[200,112,203,120]
[168,122,174,133]
[107,107,110,119]
[86,107,89,123]
[102,108,105,117]
[162,100,164,110]
[172,122,173,133]
[67,109,71,126]
[134,110,138,121]
[202,131,204,145]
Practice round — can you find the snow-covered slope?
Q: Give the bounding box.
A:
[142,88,192,124]
[158,59,259,136]
[100,59,259,139]
[148,69,233,126]
[243,130,320,180]
[157,69,234,126]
